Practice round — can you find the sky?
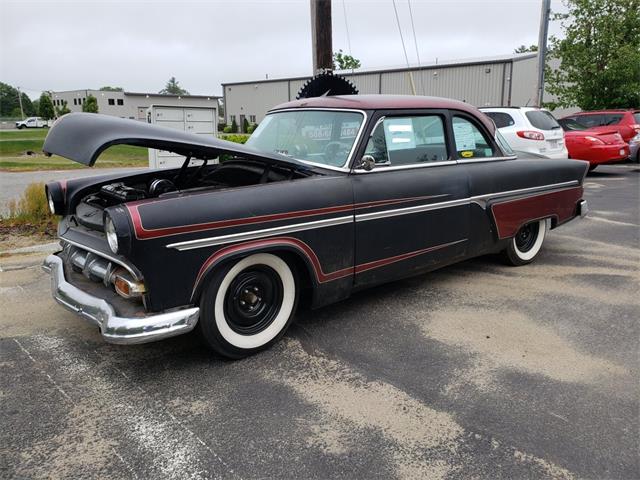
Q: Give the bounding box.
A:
[0,0,566,99]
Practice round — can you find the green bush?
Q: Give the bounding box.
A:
[231,119,238,133]
[221,134,249,144]
[218,122,227,132]
[223,125,232,133]
[246,123,258,134]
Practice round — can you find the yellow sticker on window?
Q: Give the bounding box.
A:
[461,151,474,158]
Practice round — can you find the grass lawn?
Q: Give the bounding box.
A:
[0,129,148,171]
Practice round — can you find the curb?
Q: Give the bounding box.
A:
[0,241,60,256]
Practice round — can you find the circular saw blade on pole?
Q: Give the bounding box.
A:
[296,72,359,99]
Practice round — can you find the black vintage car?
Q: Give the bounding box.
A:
[42,95,588,358]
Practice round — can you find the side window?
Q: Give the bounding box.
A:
[363,115,448,166]
[452,116,496,159]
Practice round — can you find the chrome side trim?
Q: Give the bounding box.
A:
[166,180,580,251]
[260,108,368,172]
[356,197,469,222]
[42,254,199,345]
[60,238,140,280]
[468,180,579,208]
[167,215,353,251]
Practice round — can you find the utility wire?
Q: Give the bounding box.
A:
[407,0,425,95]
[392,0,416,95]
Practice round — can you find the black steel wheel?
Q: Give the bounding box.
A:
[198,253,298,359]
[502,219,548,266]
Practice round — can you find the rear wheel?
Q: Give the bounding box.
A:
[198,253,298,359]
[502,219,548,266]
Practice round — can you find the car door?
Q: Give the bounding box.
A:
[351,110,470,288]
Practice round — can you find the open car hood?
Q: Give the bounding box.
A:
[42,113,312,171]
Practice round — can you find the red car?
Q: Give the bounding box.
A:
[558,118,629,171]
[561,109,640,163]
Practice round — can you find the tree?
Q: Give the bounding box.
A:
[0,82,35,117]
[55,101,70,117]
[230,118,238,133]
[514,44,538,53]
[546,0,640,110]
[38,93,55,120]
[82,94,99,113]
[99,86,124,91]
[333,50,361,70]
[159,77,189,95]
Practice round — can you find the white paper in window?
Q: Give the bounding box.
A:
[384,118,416,151]
[453,122,476,151]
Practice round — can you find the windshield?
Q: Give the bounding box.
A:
[558,118,588,131]
[525,110,561,130]
[246,110,364,168]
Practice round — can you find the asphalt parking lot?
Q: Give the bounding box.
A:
[1,163,638,480]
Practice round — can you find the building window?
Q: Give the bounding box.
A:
[230,115,236,123]
[108,99,115,105]
[117,99,124,105]
[249,115,256,123]
[73,98,77,105]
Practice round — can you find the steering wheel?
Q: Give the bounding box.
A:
[323,141,346,165]
[292,144,308,159]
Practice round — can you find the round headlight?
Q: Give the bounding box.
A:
[47,191,56,215]
[105,216,119,254]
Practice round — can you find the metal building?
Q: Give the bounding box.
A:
[222,52,572,131]
[49,89,219,122]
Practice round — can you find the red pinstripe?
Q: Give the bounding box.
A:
[127,194,447,240]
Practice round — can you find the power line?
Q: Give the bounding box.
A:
[391,0,416,95]
[407,0,425,95]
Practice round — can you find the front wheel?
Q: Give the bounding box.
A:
[198,253,298,359]
[502,219,548,266]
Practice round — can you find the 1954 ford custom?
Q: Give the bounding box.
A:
[42,95,588,358]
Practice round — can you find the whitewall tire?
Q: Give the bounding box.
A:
[198,253,298,358]
[502,218,548,266]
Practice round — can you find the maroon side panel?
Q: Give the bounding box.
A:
[491,187,583,239]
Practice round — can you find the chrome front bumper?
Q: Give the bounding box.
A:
[42,254,199,344]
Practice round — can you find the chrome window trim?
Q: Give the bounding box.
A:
[166,215,354,251]
[455,155,517,164]
[257,107,368,173]
[60,238,141,280]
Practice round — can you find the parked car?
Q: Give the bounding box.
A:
[15,117,50,129]
[41,96,588,358]
[561,110,640,163]
[480,107,568,159]
[557,118,629,171]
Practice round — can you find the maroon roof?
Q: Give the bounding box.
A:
[270,94,495,133]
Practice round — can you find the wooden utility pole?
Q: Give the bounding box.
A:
[535,0,551,107]
[310,0,333,73]
[17,86,25,119]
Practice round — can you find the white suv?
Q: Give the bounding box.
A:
[480,107,568,159]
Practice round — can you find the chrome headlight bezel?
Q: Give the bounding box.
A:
[105,215,119,254]
[47,191,56,215]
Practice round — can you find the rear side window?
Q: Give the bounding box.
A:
[452,116,496,159]
[525,110,560,130]
[484,111,515,129]
[601,114,623,125]
[633,112,640,123]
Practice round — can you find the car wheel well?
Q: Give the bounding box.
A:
[193,247,315,309]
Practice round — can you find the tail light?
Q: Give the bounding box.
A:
[584,135,605,145]
[516,130,545,141]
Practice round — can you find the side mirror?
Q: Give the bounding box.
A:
[357,155,376,171]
